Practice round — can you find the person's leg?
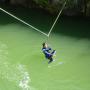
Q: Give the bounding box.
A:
[51,50,56,55]
[48,56,53,64]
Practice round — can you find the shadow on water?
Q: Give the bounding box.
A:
[0,4,90,39]
[0,4,55,33]
[53,16,90,39]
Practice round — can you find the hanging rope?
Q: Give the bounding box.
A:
[48,0,67,37]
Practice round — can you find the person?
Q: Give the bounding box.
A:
[42,42,56,64]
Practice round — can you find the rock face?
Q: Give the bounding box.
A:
[9,0,26,6]
[1,0,90,16]
[10,0,26,5]
[49,0,60,4]
[87,1,90,16]
[9,0,35,7]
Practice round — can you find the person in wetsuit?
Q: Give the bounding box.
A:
[42,42,56,64]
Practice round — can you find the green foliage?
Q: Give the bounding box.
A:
[33,0,48,6]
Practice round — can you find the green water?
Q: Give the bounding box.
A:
[0,7,90,90]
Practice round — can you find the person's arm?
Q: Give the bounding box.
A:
[49,47,52,50]
[42,49,52,55]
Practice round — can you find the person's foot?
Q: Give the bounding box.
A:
[53,59,55,62]
[48,60,53,64]
[53,50,56,55]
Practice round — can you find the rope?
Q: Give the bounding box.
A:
[48,0,67,37]
[0,7,48,37]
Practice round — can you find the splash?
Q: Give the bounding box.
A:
[0,41,34,90]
